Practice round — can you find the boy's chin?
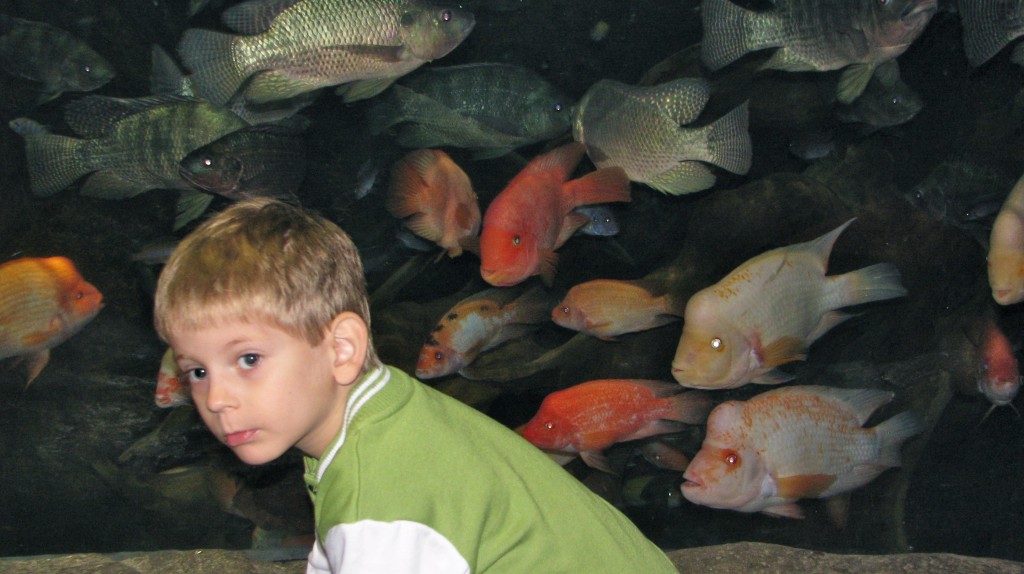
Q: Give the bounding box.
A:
[229,444,286,466]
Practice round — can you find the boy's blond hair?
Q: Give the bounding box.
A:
[153,198,380,373]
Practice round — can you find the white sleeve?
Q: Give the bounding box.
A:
[306,519,471,574]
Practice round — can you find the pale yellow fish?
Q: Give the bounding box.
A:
[671,218,907,390]
[681,385,922,518]
[988,172,1024,305]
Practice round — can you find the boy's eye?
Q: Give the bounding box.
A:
[238,353,261,369]
[187,367,207,383]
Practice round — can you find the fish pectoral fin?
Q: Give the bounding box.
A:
[776,473,836,499]
[175,191,215,231]
[79,171,144,200]
[825,493,851,530]
[758,336,806,368]
[580,450,615,474]
[405,215,444,243]
[340,77,400,104]
[837,64,875,105]
[752,368,796,386]
[761,502,805,520]
[23,349,51,389]
[539,249,558,287]
[556,213,591,249]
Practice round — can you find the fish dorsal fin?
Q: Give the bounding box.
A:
[222,0,303,35]
[525,142,586,182]
[798,217,856,273]
[633,78,710,125]
[64,95,199,138]
[776,474,836,499]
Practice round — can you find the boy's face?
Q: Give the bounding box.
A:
[168,319,352,464]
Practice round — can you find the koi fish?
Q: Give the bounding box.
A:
[415,286,553,379]
[519,379,712,473]
[0,256,103,386]
[671,218,907,390]
[479,142,630,287]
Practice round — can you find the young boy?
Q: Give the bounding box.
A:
[153,198,678,573]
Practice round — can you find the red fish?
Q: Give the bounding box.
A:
[479,142,630,286]
[155,346,190,408]
[386,148,481,259]
[0,256,103,386]
[976,316,1021,421]
[519,379,712,473]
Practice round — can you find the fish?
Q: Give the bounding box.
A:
[0,256,103,386]
[906,160,1014,230]
[671,218,908,390]
[681,385,922,519]
[155,347,190,408]
[415,286,553,379]
[518,379,712,473]
[368,62,572,159]
[571,78,751,196]
[700,0,938,104]
[638,439,691,472]
[385,148,481,259]
[835,76,924,131]
[959,0,1024,67]
[479,142,631,287]
[179,124,307,202]
[989,172,1024,305]
[0,14,115,104]
[975,315,1021,421]
[177,0,475,106]
[572,204,620,237]
[551,278,682,341]
[8,95,247,230]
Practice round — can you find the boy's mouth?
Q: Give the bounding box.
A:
[224,429,258,447]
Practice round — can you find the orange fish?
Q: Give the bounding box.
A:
[386,148,481,259]
[155,346,190,408]
[681,385,921,519]
[416,286,553,379]
[552,278,682,340]
[0,256,103,386]
[976,316,1021,421]
[519,379,712,473]
[479,142,630,287]
[988,171,1024,305]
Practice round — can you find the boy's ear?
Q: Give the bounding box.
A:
[329,312,368,386]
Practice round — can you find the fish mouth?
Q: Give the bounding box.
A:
[681,472,703,490]
[903,0,937,19]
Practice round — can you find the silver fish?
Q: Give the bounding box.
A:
[700,0,938,104]
[572,78,751,195]
[959,0,1024,67]
[369,62,571,159]
[178,0,475,105]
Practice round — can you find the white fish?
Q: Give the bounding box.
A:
[671,218,907,390]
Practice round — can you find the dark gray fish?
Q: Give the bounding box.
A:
[178,0,475,105]
[836,76,924,130]
[572,204,620,236]
[8,95,247,229]
[179,124,306,201]
[700,0,938,103]
[0,14,115,104]
[959,0,1024,67]
[369,62,572,159]
[571,78,750,195]
[905,160,1014,229]
[787,129,837,161]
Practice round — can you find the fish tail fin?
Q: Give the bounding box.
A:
[698,100,751,175]
[670,390,714,425]
[562,166,631,208]
[834,262,908,307]
[874,411,923,467]
[178,28,247,105]
[8,118,90,197]
[510,285,556,324]
[700,0,753,70]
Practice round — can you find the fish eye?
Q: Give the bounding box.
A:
[202,157,214,168]
[434,351,444,361]
[558,305,569,315]
[512,235,521,246]
[543,421,555,430]
[238,353,260,369]
[723,450,740,465]
[440,8,452,21]
[554,103,563,112]
[710,337,724,352]
[83,65,92,74]
[75,290,85,300]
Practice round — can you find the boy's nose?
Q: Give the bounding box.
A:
[204,378,239,412]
